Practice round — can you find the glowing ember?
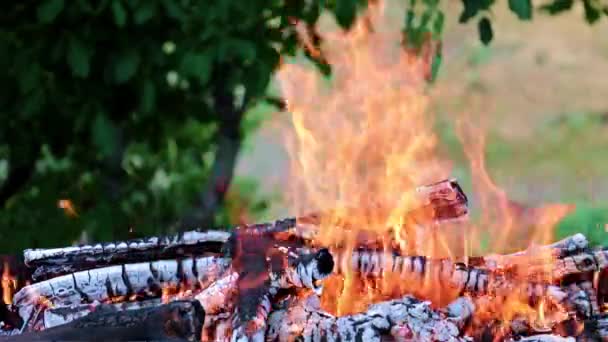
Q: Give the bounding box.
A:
[57,199,78,218]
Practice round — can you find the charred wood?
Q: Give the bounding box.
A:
[13,256,228,328]
[266,294,474,342]
[25,179,467,281]
[25,231,230,281]
[0,300,204,342]
[42,298,164,329]
[220,248,334,341]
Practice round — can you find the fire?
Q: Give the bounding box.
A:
[275,0,576,323]
[277,1,453,315]
[456,115,575,254]
[1,262,17,305]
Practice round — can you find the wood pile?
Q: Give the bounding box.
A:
[0,179,606,341]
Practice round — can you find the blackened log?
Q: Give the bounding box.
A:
[0,300,204,342]
[206,248,335,342]
[330,245,594,297]
[41,298,163,329]
[25,178,468,280]
[25,230,230,281]
[14,256,228,326]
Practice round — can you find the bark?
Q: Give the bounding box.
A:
[330,237,599,299]
[202,248,335,342]
[41,298,163,329]
[14,256,229,327]
[176,65,247,231]
[23,179,468,281]
[24,230,230,281]
[0,300,204,342]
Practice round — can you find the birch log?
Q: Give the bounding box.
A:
[24,178,468,281]
[13,256,228,328]
[25,230,231,281]
[40,298,163,329]
[331,236,601,295]
[232,248,335,342]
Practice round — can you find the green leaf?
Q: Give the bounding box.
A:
[180,51,212,85]
[22,89,46,116]
[429,53,442,83]
[478,17,493,45]
[140,79,156,113]
[459,0,478,23]
[508,0,532,20]
[582,0,601,24]
[18,64,43,94]
[161,0,185,20]
[539,0,573,15]
[91,114,119,158]
[405,8,415,30]
[419,9,433,29]
[67,36,92,78]
[111,0,128,27]
[37,0,65,23]
[432,12,445,37]
[113,49,141,84]
[134,1,157,25]
[334,0,357,29]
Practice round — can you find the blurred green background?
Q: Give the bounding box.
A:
[1,0,607,253]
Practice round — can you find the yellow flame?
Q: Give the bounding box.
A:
[1,262,16,305]
[276,0,574,322]
[277,1,453,315]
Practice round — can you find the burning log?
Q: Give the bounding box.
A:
[41,298,163,329]
[218,248,335,341]
[24,231,231,281]
[24,179,468,281]
[265,294,474,342]
[1,300,204,342]
[13,256,228,327]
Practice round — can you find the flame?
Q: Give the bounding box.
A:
[276,0,575,326]
[277,1,453,315]
[456,114,575,254]
[1,262,16,305]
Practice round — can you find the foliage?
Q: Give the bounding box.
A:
[457,0,606,46]
[0,0,603,253]
[0,0,324,251]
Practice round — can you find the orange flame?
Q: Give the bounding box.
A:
[276,0,575,325]
[1,262,16,305]
[277,1,456,315]
[456,113,575,253]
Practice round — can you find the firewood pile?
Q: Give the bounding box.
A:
[0,179,607,341]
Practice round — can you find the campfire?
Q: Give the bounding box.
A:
[0,179,603,341]
[0,2,604,342]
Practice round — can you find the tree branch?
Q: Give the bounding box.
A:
[176,67,248,231]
